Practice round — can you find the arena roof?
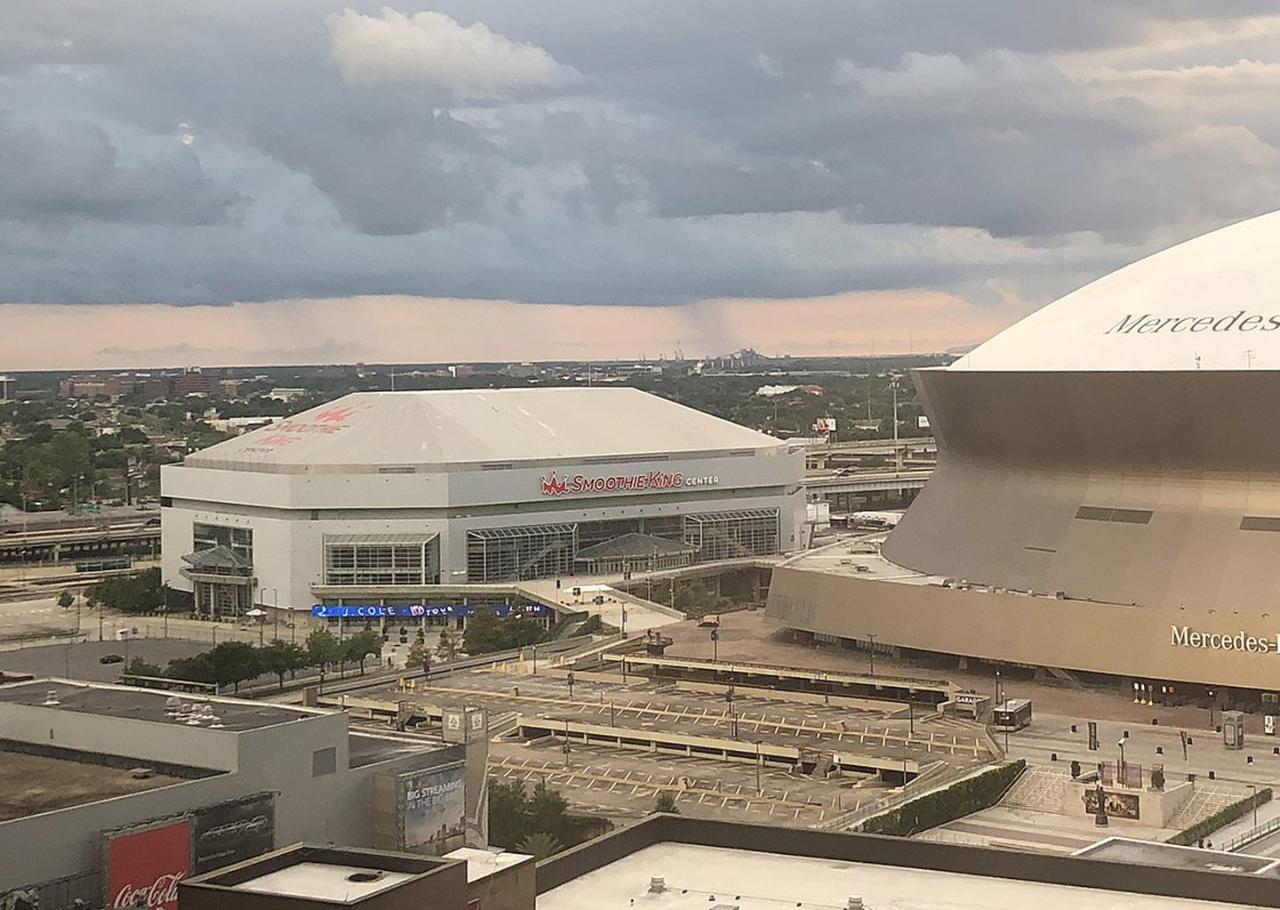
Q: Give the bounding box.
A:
[183,388,786,472]
[951,209,1280,372]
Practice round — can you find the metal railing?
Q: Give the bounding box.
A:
[1224,813,1280,852]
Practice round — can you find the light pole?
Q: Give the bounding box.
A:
[995,669,1003,706]
[567,669,575,700]
[867,633,877,678]
[710,627,719,662]
[1117,736,1128,785]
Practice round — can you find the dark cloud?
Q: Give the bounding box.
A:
[1,0,1280,308]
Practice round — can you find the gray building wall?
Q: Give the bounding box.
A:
[0,705,466,894]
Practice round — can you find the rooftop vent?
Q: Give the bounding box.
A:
[649,878,666,894]
[847,899,865,910]
[346,871,383,884]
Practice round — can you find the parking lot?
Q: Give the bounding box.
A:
[347,658,993,825]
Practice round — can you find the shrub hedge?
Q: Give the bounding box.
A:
[859,759,1026,837]
[1169,787,1272,846]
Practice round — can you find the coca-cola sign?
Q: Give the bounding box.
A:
[105,820,191,910]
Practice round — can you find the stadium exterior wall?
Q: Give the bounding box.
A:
[765,567,1280,691]
[881,368,1280,614]
[162,450,805,611]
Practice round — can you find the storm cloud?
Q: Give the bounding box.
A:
[2,1,1280,311]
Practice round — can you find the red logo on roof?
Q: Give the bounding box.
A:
[541,472,569,496]
[314,406,355,423]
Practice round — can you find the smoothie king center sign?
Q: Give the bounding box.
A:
[540,469,719,496]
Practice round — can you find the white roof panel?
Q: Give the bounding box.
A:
[952,209,1280,372]
[184,388,783,472]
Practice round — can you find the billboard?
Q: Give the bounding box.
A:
[192,794,275,875]
[311,603,547,620]
[813,417,836,435]
[104,820,191,910]
[399,762,466,851]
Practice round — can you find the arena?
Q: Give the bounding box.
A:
[768,209,1280,693]
[161,387,805,616]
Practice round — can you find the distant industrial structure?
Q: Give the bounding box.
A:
[771,209,1280,694]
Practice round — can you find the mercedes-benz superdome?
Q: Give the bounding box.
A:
[161,387,806,617]
[768,209,1280,692]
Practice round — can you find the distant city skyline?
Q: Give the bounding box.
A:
[0,290,1026,371]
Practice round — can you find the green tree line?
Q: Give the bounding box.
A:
[125,627,383,692]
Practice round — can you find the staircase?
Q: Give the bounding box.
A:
[1000,766,1068,813]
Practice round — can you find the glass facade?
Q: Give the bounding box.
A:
[193,523,253,565]
[683,509,780,561]
[466,524,577,582]
[465,508,781,582]
[323,534,440,586]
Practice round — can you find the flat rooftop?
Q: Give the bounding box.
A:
[0,679,318,732]
[347,732,448,769]
[0,750,191,821]
[537,842,1256,910]
[782,537,940,586]
[232,862,416,903]
[1076,837,1280,877]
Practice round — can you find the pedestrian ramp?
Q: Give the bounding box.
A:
[1165,784,1243,834]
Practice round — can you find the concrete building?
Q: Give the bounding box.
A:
[768,209,1280,693]
[180,844,534,910]
[0,679,476,908]
[533,815,1280,909]
[161,388,805,616]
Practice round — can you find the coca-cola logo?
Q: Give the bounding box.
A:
[113,873,183,909]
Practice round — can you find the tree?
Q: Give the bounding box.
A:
[166,651,217,685]
[209,641,261,692]
[259,640,306,690]
[345,630,382,675]
[306,627,343,686]
[405,640,431,672]
[56,590,74,610]
[654,791,680,814]
[435,628,460,661]
[124,656,164,678]
[515,832,562,860]
[463,609,507,655]
[87,568,162,615]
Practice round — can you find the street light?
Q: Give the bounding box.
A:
[1117,736,1129,785]
[567,669,575,700]
[710,627,719,662]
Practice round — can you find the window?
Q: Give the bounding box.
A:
[323,535,439,586]
[1074,506,1152,525]
[466,524,577,582]
[192,523,254,565]
[683,508,780,561]
[312,747,336,777]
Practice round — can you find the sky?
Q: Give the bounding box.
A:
[4,2,1280,369]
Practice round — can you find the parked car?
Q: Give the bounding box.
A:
[99,654,124,665]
